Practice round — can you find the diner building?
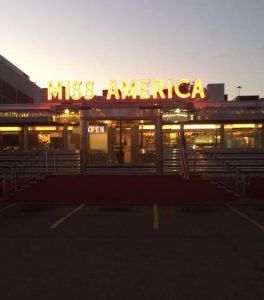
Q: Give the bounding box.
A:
[1,54,264,172]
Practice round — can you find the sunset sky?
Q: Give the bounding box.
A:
[1,0,264,99]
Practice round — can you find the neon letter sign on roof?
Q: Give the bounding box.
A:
[47,79,205,101]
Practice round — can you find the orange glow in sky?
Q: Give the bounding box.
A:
[1,0,264,99]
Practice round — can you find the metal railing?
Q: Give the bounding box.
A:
[197,150,248,196]
[197,149,264,175]
[0,151,46,200]
[163,148,249,196]
[0,150,81,201]
[43,150,80,175]
[164,149,197,173]
[2,147,262,199]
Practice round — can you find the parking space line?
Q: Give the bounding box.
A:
[153,203,159,230]
[0,203,15,212]
[226,203,264,232]
[50,204,86,230]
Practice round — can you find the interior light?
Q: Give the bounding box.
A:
[184,124,220,130]
[141,125,155,130]
[0,127,22,131]
[163,125,181,130]
[29,126,57,131]
[224,124,256,129]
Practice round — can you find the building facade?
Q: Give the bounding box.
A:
[1,55,264,172]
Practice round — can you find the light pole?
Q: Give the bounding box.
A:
[237,86,242,97]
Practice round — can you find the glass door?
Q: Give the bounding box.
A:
[86,120,156,165]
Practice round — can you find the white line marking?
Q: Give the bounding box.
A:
[0,203,15,212]
[50,204,86,229]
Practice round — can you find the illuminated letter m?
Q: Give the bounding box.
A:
[48,81,63,100]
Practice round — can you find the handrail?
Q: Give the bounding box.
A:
[0,151,46,200]
[44,150,80,175]
[195,150,248,196]
[0,150,81,200]
[163,148,249,196]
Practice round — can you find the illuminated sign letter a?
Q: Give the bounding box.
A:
[191,79,205,99]
[107,80,120,100]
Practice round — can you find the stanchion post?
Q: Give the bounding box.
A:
[3,174,6,200]
[45,151,48,175]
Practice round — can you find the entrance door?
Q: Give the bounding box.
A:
[85,120,156,165]
[114,121,131,163]
[113,121,156,164]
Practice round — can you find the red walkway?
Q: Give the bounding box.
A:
[9,175,239,204]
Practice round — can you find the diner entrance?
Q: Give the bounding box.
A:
[85,120,156,165]
[112,121,132,163]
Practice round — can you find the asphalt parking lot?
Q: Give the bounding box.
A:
[0,202,264,300]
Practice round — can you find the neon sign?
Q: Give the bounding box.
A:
[47,79,205,101]
[87,125,105,134]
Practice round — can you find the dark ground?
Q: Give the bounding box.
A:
[0,202,264,300]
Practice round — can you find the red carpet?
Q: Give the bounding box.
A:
[8,175,239,204]
[244,177,264,201]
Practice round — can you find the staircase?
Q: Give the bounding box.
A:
[164,148,253,197]
[86,163,156,174]
[3,148,264,204]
